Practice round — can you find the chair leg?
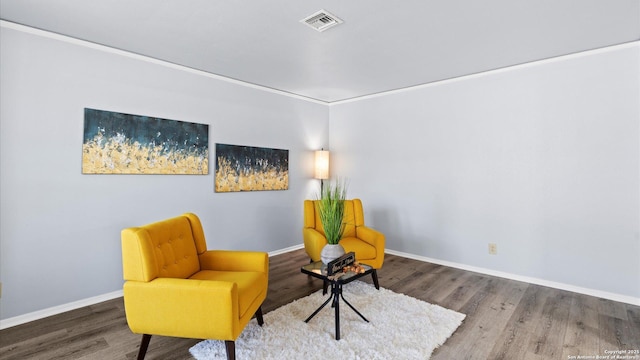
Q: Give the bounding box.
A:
[371,269,380,290]
[225,340,235,360]
[137,334,151,360]
[255,306,264,326]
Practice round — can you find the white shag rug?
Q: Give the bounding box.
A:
[189,281,465,360]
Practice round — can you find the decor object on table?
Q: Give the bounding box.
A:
[82,108,209,174]
[215,143,288,192]
[326,251,357,276]
[304,197,385,269]
[320,243,346,265]
[316,179,348,264]
[189,281,466,359]
[121,213,268,360]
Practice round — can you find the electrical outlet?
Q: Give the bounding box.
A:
[488,243,497,255]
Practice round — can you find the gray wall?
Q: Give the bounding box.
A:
[330,44,640,300]
[0,26,328,320]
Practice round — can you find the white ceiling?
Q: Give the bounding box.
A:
[1,1,639,103]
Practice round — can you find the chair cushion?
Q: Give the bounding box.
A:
[189,270,267,317]
[340,237,377,260]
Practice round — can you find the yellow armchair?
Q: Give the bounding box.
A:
[121,213,268,360]
[303,198,385,284]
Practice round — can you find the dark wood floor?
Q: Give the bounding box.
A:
[1,248,639,359]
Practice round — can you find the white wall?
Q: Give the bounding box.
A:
[330,44,640,301]
[0,24,328,321]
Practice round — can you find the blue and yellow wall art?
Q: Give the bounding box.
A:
[215,143,289,192]
[82,108,209,174]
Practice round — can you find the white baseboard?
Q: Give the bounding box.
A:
[0,290,123,330]
[268,244,304,257]
[385,249,640,306]
[3,245,636,330]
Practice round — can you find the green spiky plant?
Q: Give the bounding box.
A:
[318,179,348,245]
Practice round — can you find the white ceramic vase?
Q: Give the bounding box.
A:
[320,243,346,264]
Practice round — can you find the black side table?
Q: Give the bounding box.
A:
[300,261,379,340]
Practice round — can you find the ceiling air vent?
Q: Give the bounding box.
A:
[301,10,343,32]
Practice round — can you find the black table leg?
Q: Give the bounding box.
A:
[371,269,380,290]
[340,291,369,322]
[334,284,341,340]
[304,278,372,340]
[304,292,334,323]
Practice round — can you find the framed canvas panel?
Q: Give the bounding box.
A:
[82,108,209,174]
[215,143,289,192]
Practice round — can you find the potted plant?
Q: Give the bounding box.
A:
[318,179,348,264]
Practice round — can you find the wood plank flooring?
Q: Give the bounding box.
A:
[1,248,638,359]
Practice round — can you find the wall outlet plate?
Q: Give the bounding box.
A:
[488,243,498,255]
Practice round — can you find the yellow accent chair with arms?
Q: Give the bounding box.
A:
[303,199,385,287]
[121,213,268,360]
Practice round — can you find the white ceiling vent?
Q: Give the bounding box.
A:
[301,10,343,32]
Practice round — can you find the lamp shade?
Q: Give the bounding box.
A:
[314,150,330,180]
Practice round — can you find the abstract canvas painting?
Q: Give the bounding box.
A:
[215,143,288,192]
[82,108,209,174]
